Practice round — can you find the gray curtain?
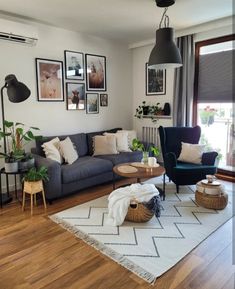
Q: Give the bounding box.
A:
[173,34,195,127]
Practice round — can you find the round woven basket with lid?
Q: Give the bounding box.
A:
[125,201,154,222]
[195,190,228,210]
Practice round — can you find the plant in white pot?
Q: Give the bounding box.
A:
[0,120,41,172]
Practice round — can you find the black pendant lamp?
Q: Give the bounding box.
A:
[148,0,182,69]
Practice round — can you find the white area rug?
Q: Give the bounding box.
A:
[50,182,232,284]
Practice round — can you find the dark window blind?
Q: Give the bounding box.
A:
[198,49,234,103]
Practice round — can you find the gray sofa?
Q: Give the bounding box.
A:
[32,128,142,202]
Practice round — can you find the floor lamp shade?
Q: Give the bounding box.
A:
[5,74,31,103]
[148,27,182,69]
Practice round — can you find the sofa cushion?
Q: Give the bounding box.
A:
[87,128,122,155]
[36,133,88,157]
[96,151,142,166]
[61,156,113,184]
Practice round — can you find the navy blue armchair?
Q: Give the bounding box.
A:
[158,126,218,194]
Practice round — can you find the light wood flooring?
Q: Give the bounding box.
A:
[0,179,234,289]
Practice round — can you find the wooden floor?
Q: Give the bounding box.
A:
[0,179,234,289]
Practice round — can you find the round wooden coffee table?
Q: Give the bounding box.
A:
[113,162,166,199]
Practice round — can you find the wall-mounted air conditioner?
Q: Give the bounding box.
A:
[0,18,38,45]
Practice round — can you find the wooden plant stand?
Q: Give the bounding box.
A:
[22,180,47,215]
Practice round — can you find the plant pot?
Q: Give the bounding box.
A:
[5,161,18,173]
[142,106,150,115]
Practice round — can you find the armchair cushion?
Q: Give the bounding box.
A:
[178,142,205,164]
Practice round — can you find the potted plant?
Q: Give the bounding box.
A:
[22,166,49,183]
[199,106,217,126]
[0,120,41,172]
[134,101,150,119]
[132,138,160,164]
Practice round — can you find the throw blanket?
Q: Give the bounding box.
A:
[106,183,159,226]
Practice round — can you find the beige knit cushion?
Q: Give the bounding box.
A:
[117,130,137,149]
[93,135,119,156]
[178,142,205,164]
[103,132,130,152]
[59,137,78,164]
[41,137,63,164]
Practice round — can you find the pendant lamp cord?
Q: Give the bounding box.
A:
[159,7,169,28]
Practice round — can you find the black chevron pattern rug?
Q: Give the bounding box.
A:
[50,182,232,284]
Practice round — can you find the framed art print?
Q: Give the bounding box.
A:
[66,82,85,110]
[85,54,106,91]
[36,58,64,101]
[100,94,108,107]
[146,63,166,95]
[86,93,99,114]
[64,50,84,80]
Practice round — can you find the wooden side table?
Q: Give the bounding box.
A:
[22,180,47,215]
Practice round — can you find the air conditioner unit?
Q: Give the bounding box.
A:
[0,18,38,45]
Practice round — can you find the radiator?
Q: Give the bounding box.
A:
[142,126,158,146]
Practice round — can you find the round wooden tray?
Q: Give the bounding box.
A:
[131,162,159,169]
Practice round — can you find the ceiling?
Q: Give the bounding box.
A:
[0,0,232,45]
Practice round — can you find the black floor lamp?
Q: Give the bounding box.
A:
[1,74,31,204]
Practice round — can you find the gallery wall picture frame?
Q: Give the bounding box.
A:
[86,93,99,114]
[36,58,64,101]
[64,50,84,80]
[66,82,85,110]
[100,93,108,107]
[85,53,106,91]
[145,63,166,95]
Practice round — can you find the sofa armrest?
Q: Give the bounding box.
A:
[202,151,218,166]
[32,154,62,200]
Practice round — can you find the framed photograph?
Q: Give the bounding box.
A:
[146,63,166,95]
[66,82,85,110]
[36,58,64,101]
[64,50,84,80]
[100,94,108,107]
[86,93,99,114]
[85,54,106,91]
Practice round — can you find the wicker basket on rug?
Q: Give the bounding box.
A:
[125,200,154,222]
[195,190,228,210]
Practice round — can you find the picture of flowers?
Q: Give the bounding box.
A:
[86,93,99,114]
[66,83,85,110]
[86,54,106,91]
[36,58,64,101]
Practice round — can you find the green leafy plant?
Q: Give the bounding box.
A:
[134,101,163,123]
[132,138,160,157]
[22,166,49,182]
[0,120,41,162]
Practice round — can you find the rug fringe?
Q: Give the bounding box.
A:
[49,215,156,285]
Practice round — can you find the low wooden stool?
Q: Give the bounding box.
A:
[22,180,47,215]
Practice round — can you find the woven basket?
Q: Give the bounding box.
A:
[195,190,228,210]
[125,201,154,222]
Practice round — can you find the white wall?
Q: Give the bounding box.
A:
[0,19,133,138]
[131,23,233,139]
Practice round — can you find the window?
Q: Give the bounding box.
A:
[194,35,235,173]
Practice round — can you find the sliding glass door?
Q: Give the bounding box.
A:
[194,35,235,173]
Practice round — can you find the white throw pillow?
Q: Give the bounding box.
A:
[117,130,137,149]
[93,135,119,156]
[42,137,63,164]
[59,137,78,164]
[103,132,130,152]
[178,142,205,164]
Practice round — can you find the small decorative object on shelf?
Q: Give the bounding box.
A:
[163,102,171,115]
[132,138,160,165]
